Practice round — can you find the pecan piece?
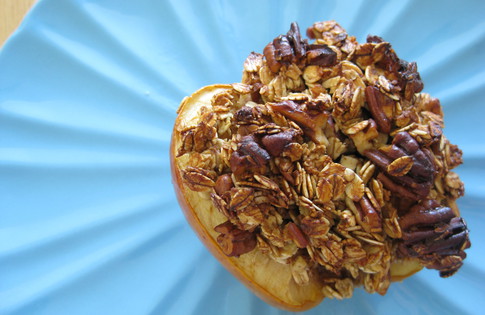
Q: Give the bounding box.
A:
[269,100,315,129]
[250,82,264,103]
[273,35,294,63]
[268,100,329,144]
[377,173,420,200]
[263,22,307,73]
[215,221,257,257]
[238,136,271,165]
[306,44,337,66]
[235,106,258,123]
[287,22,306,58]
[446,142,464,170]
[264,42,282,73]
[399,60,424,101]
[286,222,309,248]
[397,200,471,277]
[214,174,234,196]
[261,129,300,157]
[366,35,384,44]
[230,135,271,176]
[177,127,195,156]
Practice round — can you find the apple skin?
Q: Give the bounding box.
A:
[170,84,422,311]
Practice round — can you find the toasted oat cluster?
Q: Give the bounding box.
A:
[177,21,470,298]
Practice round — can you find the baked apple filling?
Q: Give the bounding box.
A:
[171,20,470,310]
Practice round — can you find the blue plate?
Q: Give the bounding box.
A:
[1,0,484,314]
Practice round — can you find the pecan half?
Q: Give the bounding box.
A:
[399,200,454,231]
[365,86,394,133]
[215,221,257,257]
[364,131,436,200]
[354,196,382,233]
[397,200,471,277]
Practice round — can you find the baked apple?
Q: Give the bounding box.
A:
[170,21,470,311]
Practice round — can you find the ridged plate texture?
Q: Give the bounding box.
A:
[0,0,484,314]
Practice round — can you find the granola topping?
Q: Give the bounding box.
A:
[176,20,470,299]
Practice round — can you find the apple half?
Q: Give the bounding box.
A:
[170,84,422,311]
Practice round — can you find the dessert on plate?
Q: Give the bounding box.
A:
[171,20,470,311]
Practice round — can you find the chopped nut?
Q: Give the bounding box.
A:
[355,196,382,233]
[306,44,338,66]
[348,119,379,155]
[261,129,300,156]
[268,100,329,145]
[286,222,309,248]
[263,22,307,73]
[215,221,257,257]
[230,135,271,176]
[215,174,234,196]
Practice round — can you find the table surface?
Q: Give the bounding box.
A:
[0,0,37,47]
